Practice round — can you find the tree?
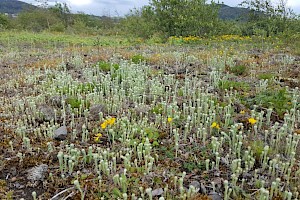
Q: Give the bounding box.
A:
[0,14,10,30]
[49,3,72,28]
[240,0,296,35]
[149,0,220,37]
[123,7,157,38]
[123,0,220,38]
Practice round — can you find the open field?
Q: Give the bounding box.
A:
[0,32,300,200]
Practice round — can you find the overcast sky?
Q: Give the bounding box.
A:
[20,0,300,16]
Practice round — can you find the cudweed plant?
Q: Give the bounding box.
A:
[2,38,300,199]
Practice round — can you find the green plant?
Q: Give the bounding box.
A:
[249,140,265,161]
[65,96,90,109]
[218,80,250,91]
[257,73,274,80]
[97,61,119,72]
[182,162,205,172]
[151,104,163,114]
[230,65,247,76]
[131,54,147,64]
[243,88,295,118]
[77,82,96,93]
[144,127,160,146]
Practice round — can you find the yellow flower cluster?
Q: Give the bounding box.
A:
[183,36,201,42]
[217,35,251,41]
[211,122,220,129]
[94,133,102,142]
[101,117,116,129]
[248,118,257,125]
[168,36,201,44]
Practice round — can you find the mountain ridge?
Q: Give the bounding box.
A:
[0,0,36,14]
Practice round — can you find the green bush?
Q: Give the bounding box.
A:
[257,73,274,80]
[131,54,147,64]
[243,88,296,118]
[66,96,90,110]
[97,61,119,72]
[230,65,247,76]
[218,80,250,91]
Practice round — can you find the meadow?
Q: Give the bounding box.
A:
[0,31,299,200]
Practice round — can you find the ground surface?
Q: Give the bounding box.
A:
[0,33,300,200]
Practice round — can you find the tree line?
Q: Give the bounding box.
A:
[0,0,299,38]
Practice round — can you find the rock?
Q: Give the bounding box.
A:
[11,177,17,182]
[14,182,25,189]
[208,192,222,200]
[133,104,150,115]
[39,105,55,122]
[53,126,68,140]
[48,96,63,108]
[152,188,164,197]
[89,104,107,120]
[27,164,48,181]
[189,181,201,189]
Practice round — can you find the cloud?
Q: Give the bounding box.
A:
[288,0,300,7]
[67,0,94,6]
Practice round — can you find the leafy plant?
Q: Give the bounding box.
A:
[218,80,250,91]
[144,127,160,146]
[65,96,90,109]
[243,88,295,118]
[230,65,247,76]
[97,61,119,72]
[131,54,147,64]
[151,104,163,114]
[182,162,205,172]
[257,73,274,80]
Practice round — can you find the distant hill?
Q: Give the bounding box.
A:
[0,0,36,14]
[218,4,250,21]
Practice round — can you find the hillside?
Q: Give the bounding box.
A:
[0,0,36,14]
[218,4,250,20]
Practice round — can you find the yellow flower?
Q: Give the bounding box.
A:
[167,117,173,123]
[240,110,245,114]
[94,133,102,142]
[101,121,107,129]
[248,118,257,125]
[211,122,220,129]
[107,117,116,125]
[100,117,116,129]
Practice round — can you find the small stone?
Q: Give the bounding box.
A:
[89,104,107,120]
[11,177,17,182]
[209,192,222,200]
[27,164,48,181]
[14,182,25,189]
[53,126,68,140]
[189,181,201,189]
[48,96,63,108]
[152,188,164,197]
[39,105,55,122]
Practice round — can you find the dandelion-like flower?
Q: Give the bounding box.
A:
[107,117,116,125]
[167,117,173,123]
[94,133,102,142]
[211,122,220,129]
[101,122,107,129]
[101,117,116,129]
[248,118,257,125]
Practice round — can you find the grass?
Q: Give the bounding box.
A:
[0,31,299,200]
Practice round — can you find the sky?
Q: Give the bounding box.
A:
[20,0,300,16]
